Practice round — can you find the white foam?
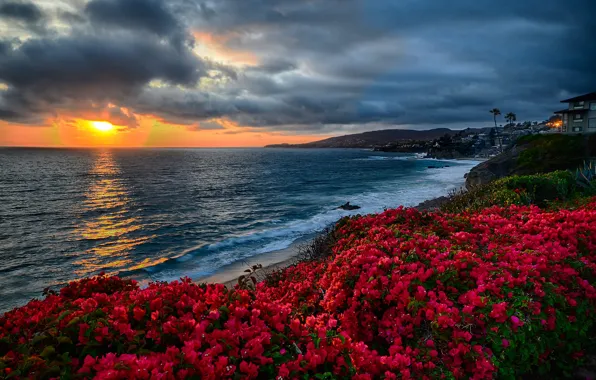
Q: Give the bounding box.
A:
[353,155,416,161]
[253,238,296,254]
[146,159,479,282]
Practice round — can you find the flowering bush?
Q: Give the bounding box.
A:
[3,199,596,379]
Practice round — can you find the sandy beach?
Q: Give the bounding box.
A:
[193,157,483,288]
[196,195,447,288]
[195,234,313,288]
[196,191,460,287]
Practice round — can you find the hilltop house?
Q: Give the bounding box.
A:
[555,92,596,133]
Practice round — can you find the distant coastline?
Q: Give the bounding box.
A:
[266,122,557,161]
[264,128,467,149]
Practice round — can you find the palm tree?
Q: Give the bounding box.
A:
[505,112,517,126]
[489,108,501,128]
[489,108,502,152]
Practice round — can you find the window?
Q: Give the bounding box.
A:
[572,126,583,132]
[591,103,596,111]
[589,118,596,130]
[574,113,584,121]
[574,101,585,108]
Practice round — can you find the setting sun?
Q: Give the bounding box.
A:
[91,121,114,132]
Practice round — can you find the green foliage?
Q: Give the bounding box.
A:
[442,171,578,213]
[237,264,263,290]
[515,134,587,174]
[575,160,596,195]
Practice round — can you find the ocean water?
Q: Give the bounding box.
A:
[0,148,478,312]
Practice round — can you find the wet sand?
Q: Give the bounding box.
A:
[196,159,484,288]
[195,195,449,288]
[195,234,313,288]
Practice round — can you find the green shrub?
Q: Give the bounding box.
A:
[515,135,587,174]
[503,170,575,207]
[442,171,577,213]
[575,160,596,196]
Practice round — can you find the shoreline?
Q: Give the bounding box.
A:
[197,158,482,288]
[197,193,452,288]
[196,234,312,288]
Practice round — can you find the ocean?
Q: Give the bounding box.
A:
[0,148,478,312]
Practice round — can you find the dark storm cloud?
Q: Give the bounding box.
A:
[58,10,87,25]
[0,40,11,56]
[0,1,43,23]
[1,0,596,133]
[163,0,596,130]
[85,0,179,38]
[245,58,296,75]
[0,32,210,124]
[0,0,47,35]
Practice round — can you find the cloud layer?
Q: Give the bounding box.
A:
[0,0,595,133]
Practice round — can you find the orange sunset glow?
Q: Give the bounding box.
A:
[0,117,327,148]
[0,26,327,148]
[192,31,260,67]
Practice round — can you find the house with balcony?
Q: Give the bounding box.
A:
[555,92,596,133]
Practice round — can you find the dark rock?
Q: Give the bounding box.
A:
[415,196,450,211]
[465,147,521,189]
[338,202,361,210]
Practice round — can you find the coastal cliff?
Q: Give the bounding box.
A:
[465,146,522,188]
[465,134,596,189]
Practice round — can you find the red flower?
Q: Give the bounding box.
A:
[4,199,596,379]
[489,302,508,323]
[133,306,146,321]
[239,361,259,378]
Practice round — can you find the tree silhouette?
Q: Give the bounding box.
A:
[490,108,501,128]
[505,112,517,126]
[489,128,497,146]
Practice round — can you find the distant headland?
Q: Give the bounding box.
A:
[266,121,558,160]
[265,128,458,149]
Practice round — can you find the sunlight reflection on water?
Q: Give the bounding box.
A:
[0,148,477,313]
[73,150,151,276]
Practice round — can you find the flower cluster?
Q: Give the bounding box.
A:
[2,199,596,379]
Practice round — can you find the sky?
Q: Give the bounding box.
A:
[0,0,595,147]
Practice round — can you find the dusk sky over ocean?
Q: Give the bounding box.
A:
[0,0,594,147]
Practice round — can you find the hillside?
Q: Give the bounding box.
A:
[466,134,596,188]
[265,128,458,148]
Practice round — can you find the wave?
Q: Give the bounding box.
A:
[123,160,478,283]
[352,155,416,161]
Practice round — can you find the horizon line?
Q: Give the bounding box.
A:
[0,145,274,149]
